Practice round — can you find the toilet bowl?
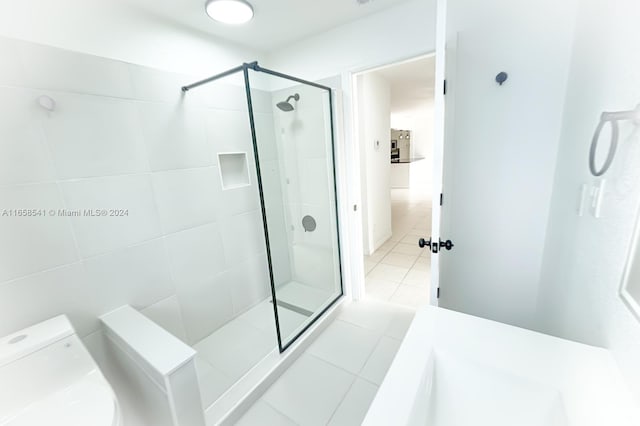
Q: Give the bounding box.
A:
[0,316,122,426]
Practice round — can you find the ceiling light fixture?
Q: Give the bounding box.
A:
[205,0,254,25]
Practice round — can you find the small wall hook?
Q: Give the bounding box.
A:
[37,95,56,112]
[495,72,508,86]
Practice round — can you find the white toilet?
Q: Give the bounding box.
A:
[0,315,122,426]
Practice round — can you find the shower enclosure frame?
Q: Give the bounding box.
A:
[182,62,345,353]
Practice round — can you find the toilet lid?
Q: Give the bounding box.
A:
[1,372,118,426]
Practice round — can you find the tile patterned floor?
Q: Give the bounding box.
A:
[235,189,428,425]
[364,188,432,308]
[236,299,415,426]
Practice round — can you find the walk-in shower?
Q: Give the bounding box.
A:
[182,62,343,353]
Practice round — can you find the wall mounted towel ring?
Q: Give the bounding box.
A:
[589,104,640,177]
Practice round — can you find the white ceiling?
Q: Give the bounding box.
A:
[125,0,413,51]
[373,55,436,113]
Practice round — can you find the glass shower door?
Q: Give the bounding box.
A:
[247,68,343,351]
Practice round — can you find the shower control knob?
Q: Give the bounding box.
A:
[418,238,431,249]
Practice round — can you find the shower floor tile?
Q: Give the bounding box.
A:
[275,281,334,314]
[237,299,415,426]
[194,314,276,391]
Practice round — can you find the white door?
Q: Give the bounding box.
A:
[435,25,568,328]
[429,0,448,305]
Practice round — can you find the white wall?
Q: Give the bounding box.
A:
[0,38,274,349]
[267,0,437,82]
[438,0,578,328]
[0,0,263,78]
[538,0,640,402]
[391,100,434,160]
[357,72,392,255]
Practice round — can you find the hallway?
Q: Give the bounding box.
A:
[363,188,432,308]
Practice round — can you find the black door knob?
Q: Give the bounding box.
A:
[439,239,455,251]
[418,238,431,249]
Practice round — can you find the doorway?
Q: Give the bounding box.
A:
[352,55,437,308]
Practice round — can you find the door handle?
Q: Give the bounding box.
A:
[418,238,431,249]
[418,237,454,253]
[439,239,455,251]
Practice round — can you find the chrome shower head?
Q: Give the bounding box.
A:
[276,93,300,112]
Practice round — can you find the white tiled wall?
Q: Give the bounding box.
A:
[0,36,278,346]
[268,83,342,293]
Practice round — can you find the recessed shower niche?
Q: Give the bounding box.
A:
[217,152,250,190]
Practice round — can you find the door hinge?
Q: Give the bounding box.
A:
[439,193,443,206]
[443,79,447,95]
[437,288,440,299]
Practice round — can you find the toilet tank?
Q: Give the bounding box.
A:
[0,316,105,423]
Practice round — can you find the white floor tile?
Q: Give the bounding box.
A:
[359,336,402,385]
[380,252,418,268]
[276,281,332,314]
[237,300,308,344]
[391,242,423,256]
[412,256,431,270]
[364,260,377,274]
[400,233,422,245]
[194,319,275,382]
[384,309,416,340]
[365,251,385,263]
[307,320,379,374]
[327,378,378,426]
[337,299,397,334]
[390,285,430,309]
[402,267,430,287]
[367,263,409,283]
[236,400,297,426]
[364,278,399,301]
[194,355,235,408]
[262,354,355,426]
[377,239,398,252]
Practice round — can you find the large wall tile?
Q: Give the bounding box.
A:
[128,65,198,105]
[250,90,276,115]
[165,222,226,286]
[292,245,338,292]
[197,81,246,111]
[217,180,261,219]
[41,92,149,179]
[141,295,188,343]
[0,263,97,337]
[16,41,134,98]
[226,254,271,315]
[152,167,219,233]
[138,102,211,171]
[0,87,56,185]
[0,184,78,283]
[83,239,175,312]
[175,273,234,344]
[60,174,162,258]
[0,37,26,87]
[253,112,279,162]
[298,158,331,207]
[204,109,253,155]
[220,210,267,267]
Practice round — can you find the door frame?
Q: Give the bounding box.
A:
[342,48,445,303]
